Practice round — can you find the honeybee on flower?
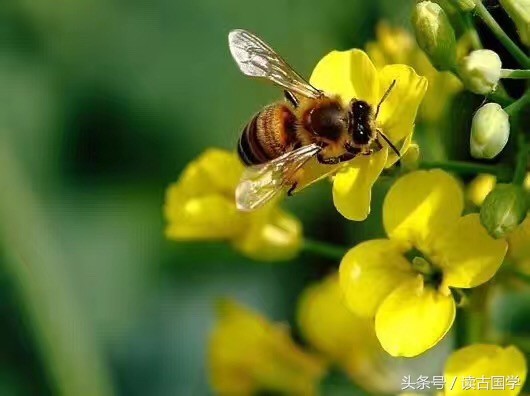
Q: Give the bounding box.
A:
[229,29,428,220]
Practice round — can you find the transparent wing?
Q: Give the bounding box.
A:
[235,144,322,211]
[228,29,323,99]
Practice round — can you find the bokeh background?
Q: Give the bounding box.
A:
[2,0,529,395]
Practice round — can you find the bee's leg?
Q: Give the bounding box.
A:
[336,152,356,162]
[317,152,355,164]
[359,141,380,156]
[317,153,339,164]
[284,90,299,108]
[287,182,298,196]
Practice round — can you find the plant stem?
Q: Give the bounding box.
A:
[509,268,530,284]
[464,14,483,50]
[474,1,530,68]
[0,139,114,396]
[505,89,530,117]
[513,135,528,185]
[302,238,347,261]
[420,160,512,180]
[488,91,515,107]
[501,69,530,79]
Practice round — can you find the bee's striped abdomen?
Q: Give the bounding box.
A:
[238,104,297,166]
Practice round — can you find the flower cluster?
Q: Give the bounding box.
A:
[340,169,507,357]
[164,149,301,261]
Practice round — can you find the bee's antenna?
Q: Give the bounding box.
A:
[378,131,401,158]
[375,80,396,120]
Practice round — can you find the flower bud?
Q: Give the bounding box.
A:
[500,0,530,46]
[412,1,457,71]
[455,0,477,11]
[470,103,510,159]
[480,184,528,238]
[458,50,502,94]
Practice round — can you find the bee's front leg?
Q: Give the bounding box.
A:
[287,182,298,196]
[317,152,355,164]
[317,153,339,165]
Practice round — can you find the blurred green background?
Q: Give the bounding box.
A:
[0,0,459,394]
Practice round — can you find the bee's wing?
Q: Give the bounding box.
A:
[235,144,322,211]
[228,29,323,99]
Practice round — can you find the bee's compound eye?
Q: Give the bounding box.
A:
[351,101,369,113]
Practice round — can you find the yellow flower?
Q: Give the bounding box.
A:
[164,148,301,261]
[298,275,452,393]
[310,48,428,221]
[339,170,507,357]
[208,300,326,395]
[297,275,389,393]
[366,22,462,124]
[445,344,526,396]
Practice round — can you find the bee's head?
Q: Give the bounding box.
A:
[347,99,374,148]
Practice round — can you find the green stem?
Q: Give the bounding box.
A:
[505,89,530,117]
[464,14,483,50]
[302,238,347,261]
[0,139,114,396]
[501,69,530,79]
[513,135,529,185]
[455,284,492,348]
[510,268,530,284]
[474,1,530,68]
[420,160,512,180]
[454,309,469,349]
[488,91,515,107]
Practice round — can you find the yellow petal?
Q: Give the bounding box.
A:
[431,214,507,289]
[177,148,243,198]
[164,148,247,240]
[383,169,464,251]
[445,344,527,396]
[298,275,402,394]
[339,239,415,317]
[209,300,326,395]
[375,276,455,357]
[297,275,379,362]
[332,148,388,221]
[165,189,244,240]
[467,174,497,207]
[233,208,302,261]
[310,49,379,105]
[385,130,414,169]
[376,64,428,143]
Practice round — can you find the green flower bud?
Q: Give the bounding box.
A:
[412,1,457,71]
[455,0,477,11]
[470,103,510,159]
[480,184,528,238]
[500,0,530,46]
[458,50,502,94]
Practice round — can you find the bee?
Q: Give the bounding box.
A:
[228,29,400,211]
